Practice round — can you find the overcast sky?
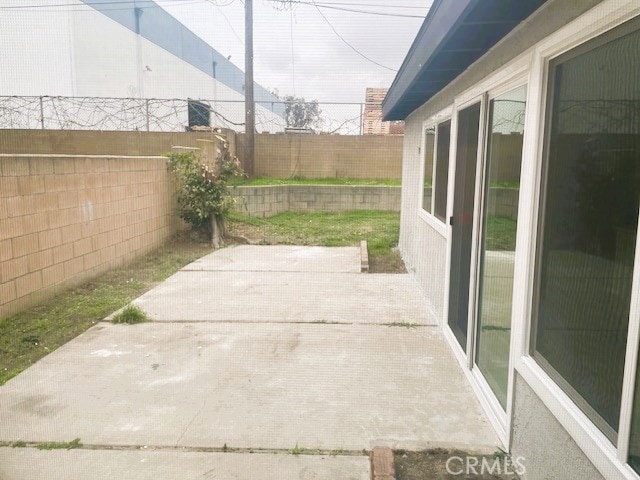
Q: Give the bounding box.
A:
[160,0,429,103]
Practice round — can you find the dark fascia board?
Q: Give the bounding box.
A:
[382,0,476,121]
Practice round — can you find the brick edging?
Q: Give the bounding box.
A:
[371,447,395,480]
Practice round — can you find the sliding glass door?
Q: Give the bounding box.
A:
[448,102,481,352]
[474,86,527,409]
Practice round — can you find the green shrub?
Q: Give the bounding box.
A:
[167,136,244,238]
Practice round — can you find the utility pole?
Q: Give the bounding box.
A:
[244,0,255,177]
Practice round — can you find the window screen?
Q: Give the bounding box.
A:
[434,121,451,222]
[422,126,435,213]
[533,20,640,441]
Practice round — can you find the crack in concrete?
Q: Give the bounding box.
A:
[98,319,439,327]
[0,441,369,457]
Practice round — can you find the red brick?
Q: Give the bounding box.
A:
[371,447,395,480]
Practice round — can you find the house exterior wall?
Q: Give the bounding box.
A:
[511,373,605,480]
[397,1,640,479]
[399,118,446,320]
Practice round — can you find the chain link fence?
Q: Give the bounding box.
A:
[0,95,398,135]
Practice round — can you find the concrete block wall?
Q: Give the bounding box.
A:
[232,185,402,217]
[0,154,181,319]
[236,133,404,180]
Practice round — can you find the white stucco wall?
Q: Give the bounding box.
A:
[399,117,446,321]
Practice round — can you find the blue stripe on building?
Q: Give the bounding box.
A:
[82,0,284,116]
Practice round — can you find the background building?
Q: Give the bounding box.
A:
[362,88,404,135]
[0,0,283,131]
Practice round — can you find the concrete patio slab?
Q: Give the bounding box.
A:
[132,271,434,324]
[0,448,370,480]
[0,322,498,451]
[184,245,362,273]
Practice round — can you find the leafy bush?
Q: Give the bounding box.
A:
[168,135,244,239]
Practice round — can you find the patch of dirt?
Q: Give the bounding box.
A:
[369,248,407,274]
[394,449,522,480]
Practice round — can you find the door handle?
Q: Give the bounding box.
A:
[449,216,455,226]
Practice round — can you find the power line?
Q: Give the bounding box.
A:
[0,0,203,11]
[308,0,397,72]
[306,1,429,9]
[270,0,426,18]
[206,0,245,45]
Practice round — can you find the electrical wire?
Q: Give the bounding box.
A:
[309,0,397,72]
[275,1,426,18]
[308,1,428,9]
[206,0,245,45]
[0,0,198,9]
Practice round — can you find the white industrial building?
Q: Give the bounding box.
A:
[0,0,284,131]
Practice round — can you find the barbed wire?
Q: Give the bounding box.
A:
[0,95,398,135]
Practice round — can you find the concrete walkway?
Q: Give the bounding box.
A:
[0,245,499,479]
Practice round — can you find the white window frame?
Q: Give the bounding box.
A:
[470,78,530,446]
[440,60,532,451]
[512,2,640,479]
[417,105,452,238]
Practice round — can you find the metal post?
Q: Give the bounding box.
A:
[359,103,364,135]
[145,99,150,131]
[244,0,255,176]
[39,96,45,129]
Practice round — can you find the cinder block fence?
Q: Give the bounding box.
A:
[0,154,181,319]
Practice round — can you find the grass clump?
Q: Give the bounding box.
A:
[290,443,305,455]
[112,305,149,325]
[233,176,401,187]
[36,438,82,450]
[384,322,420,328]
[0,234,212,386]
[10,440,27,448]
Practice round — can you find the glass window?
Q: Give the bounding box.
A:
[448,104,481,351]
[475,86,527,409]
[434,121,451,222]
[533,21,640,442]
[422,126,435,213]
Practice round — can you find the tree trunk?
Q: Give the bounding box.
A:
[210,215,226,249]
